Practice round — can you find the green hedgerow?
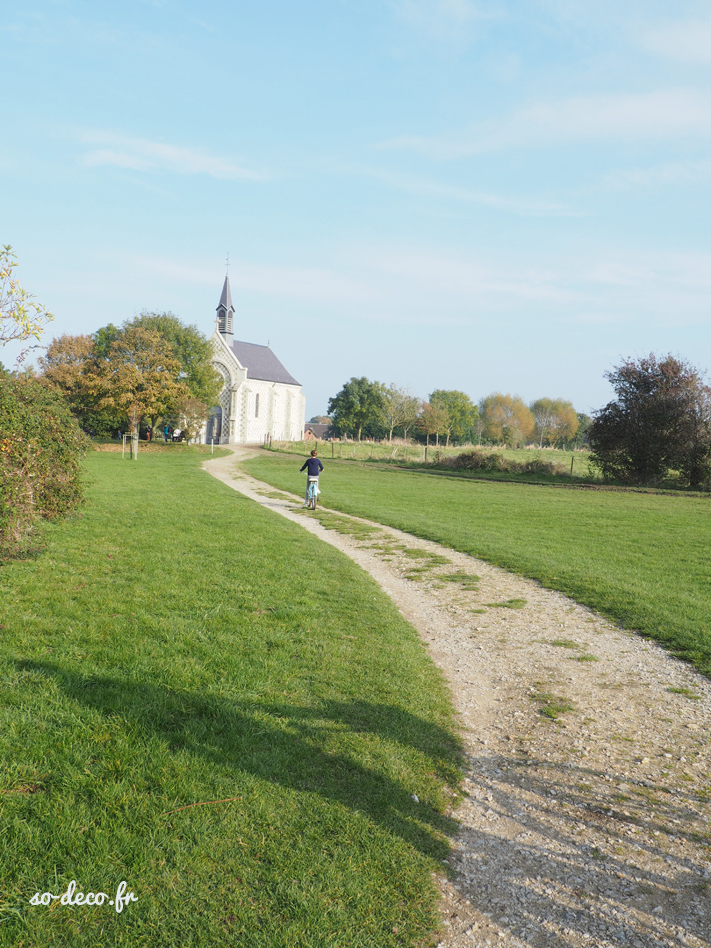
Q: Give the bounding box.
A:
[0,375,90,556]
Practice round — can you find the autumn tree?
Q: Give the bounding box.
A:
[0,246,54,364]
[430,390,478,445]
[479,393,535,446]
[530,398,579,447]
[125,312,222,405]
[174,396,210,443]
[95,327,189,435]
[398,392,421,441]
[38,334,121,434]
[381,384,421,441]
[589,353,711,486]
[328,377,387,440]
[417,401,450,447]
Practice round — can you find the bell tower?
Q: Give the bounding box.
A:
[216,274,235,347]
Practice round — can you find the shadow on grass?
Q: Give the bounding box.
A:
[18,660,461,861]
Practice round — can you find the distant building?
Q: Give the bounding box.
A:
[206,275,306,444]
[304,423,332,441]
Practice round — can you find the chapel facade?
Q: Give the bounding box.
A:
[206,275,306,444]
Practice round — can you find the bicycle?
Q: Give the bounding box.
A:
[306,477,318,510]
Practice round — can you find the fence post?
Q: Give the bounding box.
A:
[424,445,428,463]
[211,439,214,455]
[122,434,126,459]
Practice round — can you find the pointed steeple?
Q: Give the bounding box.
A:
[216,274,235,346]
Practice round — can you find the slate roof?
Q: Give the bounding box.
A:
[218,275,234,312]
[231,340,301,386]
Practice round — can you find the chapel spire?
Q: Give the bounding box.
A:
[216,273,235,346]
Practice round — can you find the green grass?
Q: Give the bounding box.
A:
[270,441,594,479]
[0,451,462,947]
[484,599,527,609]
[667,686,701,699]
[244,453,711,678]
[531,690,575,720]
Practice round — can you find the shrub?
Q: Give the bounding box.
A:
[0,375,89,555]
[443,449,563,477]
[589,353,711,487]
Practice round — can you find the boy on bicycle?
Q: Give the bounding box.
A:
[300,449,323,506]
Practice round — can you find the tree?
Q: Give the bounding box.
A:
[572,413,592,449]
[479,393,535,446]
[381,384,416,441]
[123,312,222,406]
[95,327,189,435]
[430,390,478,445]
[398,392,421,441]
[309,415,332,425]
[327,377,387,440]
[588,353,711,486]
[416,401,449,446]
[530,397,579,447]
[174,396,210,442]
[0,246,54,362]
[37,334,123,434]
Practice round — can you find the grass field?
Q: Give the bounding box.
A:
[0,450,461,947]
[270,440,594,479]
[244,452,711,679]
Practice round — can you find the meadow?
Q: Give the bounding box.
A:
[270,440,594,479]
[0,450,461,947]
[245,451,711,679]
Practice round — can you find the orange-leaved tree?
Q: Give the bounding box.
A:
[479,393,534,446]
[95,326,189,435]
[38,334,98,424]
[530,397,579,447]
[416,401,449,447]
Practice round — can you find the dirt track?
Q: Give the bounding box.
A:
[205,448,711,948]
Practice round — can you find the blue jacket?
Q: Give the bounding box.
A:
[300,457,324,476]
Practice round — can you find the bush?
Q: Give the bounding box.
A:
[443,449,563,477]
[0,375,90,555]
[588,354,711,487]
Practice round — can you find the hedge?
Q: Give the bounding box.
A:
[0,375,89,556]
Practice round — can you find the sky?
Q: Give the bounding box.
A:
[3,0,711,416]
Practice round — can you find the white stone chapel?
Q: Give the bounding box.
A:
[205,275,306,444]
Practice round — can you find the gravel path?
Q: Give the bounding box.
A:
[204,449,711,948]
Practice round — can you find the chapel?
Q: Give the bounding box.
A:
[206,275,306,444]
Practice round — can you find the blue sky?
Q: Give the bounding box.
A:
[4,0,711,416]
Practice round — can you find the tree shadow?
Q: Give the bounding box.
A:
[451,750,710,947]
[18,659,461,861]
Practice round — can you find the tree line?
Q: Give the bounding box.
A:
[36,313,222,440]
[324,377,589,449]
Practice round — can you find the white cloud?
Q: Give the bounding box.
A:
[134,255,374,306]
[602,159,711,189]
[380,89,711,157]
[129,245,711,332]
[79,132,266,180]
[641,19,711,64]
[393,0,501,40]
[361,168,582,216]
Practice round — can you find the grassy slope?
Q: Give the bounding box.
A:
[0,450,460,948]
[245,453,711,678]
